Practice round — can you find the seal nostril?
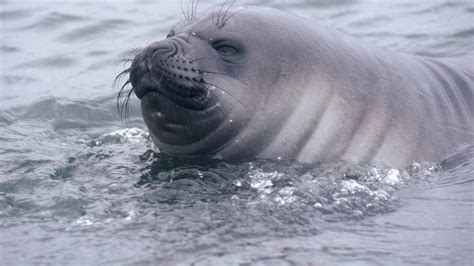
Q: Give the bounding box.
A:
[166,30,175,38]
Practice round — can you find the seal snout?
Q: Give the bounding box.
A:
[130,40,208,107]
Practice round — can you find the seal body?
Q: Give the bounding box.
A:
[129,7,474,168]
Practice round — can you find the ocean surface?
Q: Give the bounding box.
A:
[1,0,473,265]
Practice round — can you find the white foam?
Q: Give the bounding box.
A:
[73,216,94,227]
[98,128,149,144]
[383,169,400,185]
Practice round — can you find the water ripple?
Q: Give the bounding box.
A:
[15,55,77,69]
[57,19,133,42]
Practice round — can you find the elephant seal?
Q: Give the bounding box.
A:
[125,6,473,168]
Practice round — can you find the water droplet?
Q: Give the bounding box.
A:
[209,38,214,41]
[221,91,225,94]
[210,86,216,90]
[191,32,196,36]
[229,119,233,123]
[277,156,282,160]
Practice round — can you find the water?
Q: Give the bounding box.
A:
[1,0,473,265]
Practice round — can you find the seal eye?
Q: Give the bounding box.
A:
[215,45,238,56]
[166,31,175,38]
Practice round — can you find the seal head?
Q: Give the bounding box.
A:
[129,7,303,158]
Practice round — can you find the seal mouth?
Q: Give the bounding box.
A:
[131,63,213,111]
[137,80,212,111]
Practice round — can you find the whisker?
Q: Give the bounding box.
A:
[113,68,131,89]
[181,0,189,22]
[216,0,228,27]
[117,80,131,107]
[223,6,245,26]
[117,79,131,99]
[113,58,133,68]
[157,74,164,84]
[186,0,193,23]
[115,72,133,123]
[200,69,233,78]
[122,88,135,123]
[114,67,130,78]
[189,57,208,63]
[211,4,217,26]
[199,69,252,89]
[192,0,199,21]
[221,0,236,27]
[203,80,246,110]
[207,90,229,121]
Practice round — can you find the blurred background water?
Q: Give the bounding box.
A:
[1,0,473,265]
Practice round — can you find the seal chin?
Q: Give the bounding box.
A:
[140,91,224,145]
